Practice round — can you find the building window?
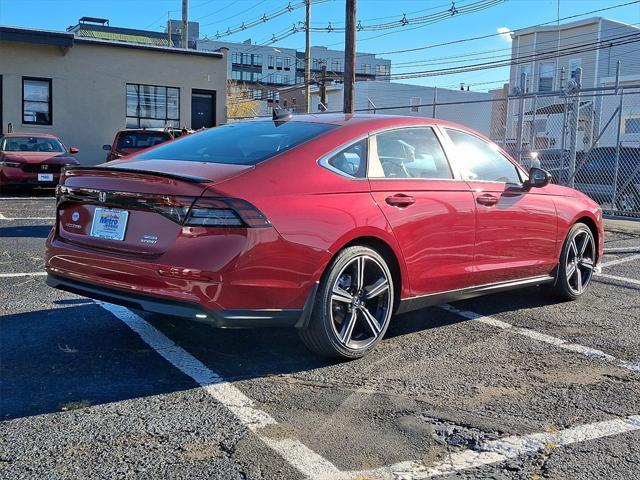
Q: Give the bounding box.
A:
[276,56,283,69]
[332,59,342,72]
[253,54,262,66]
[268,56,274,69]
[23,77,52,125]
[410,97,421,113]
[376,64,390,76]
[275,74,282,84]
[517,64,532,92]
[252,89,262,100]
[361,64,371,74]
[569,58,582,82]
[126,84,179,128]
[284,57,291,69]
[283,75,289,84]
[538,62,555,92]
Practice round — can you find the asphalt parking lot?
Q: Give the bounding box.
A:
[1,192,639,480]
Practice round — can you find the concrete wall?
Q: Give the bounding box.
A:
[0,40,227,165]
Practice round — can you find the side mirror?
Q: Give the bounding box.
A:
[102,144,112,151]
[525,167,552,189]
[69,147,79,154]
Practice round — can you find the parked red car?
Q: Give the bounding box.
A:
[103,129,173,161]
[46,115,603,359]
[0,133,80,191]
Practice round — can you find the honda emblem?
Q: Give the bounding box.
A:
[98,191,107,203]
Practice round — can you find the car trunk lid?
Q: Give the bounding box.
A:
[56,161,252,255]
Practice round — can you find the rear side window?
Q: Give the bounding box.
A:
[327,139,367,178]
[445,129,521,184]
[135,121,337,165]
[117,133,170,150]
[371,127,452,179]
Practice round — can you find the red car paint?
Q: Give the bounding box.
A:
[45,115,603,326]
[104,129,173,162]
[0,133,80,188]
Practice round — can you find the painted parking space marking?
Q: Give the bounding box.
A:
[346,416,640,479]
[440,304,640,373]
[601,253,640,268]
[604,246,640,253]
[0,217,55,221]
[596,273,640,287]
[0,272,48,278]
[97,301,343,480]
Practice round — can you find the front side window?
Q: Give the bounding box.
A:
[326,139,367,178]
[135,121,337,165]
[446,128,521,184]
[1,136,64,152]
[126,84,180,128]
[23,78,51,125]
[371,128,452,179]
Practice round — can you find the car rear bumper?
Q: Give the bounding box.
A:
[47,272,316,328]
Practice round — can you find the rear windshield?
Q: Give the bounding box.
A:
[1,136,64,153]
[117,132,170,150]
[135,121,337,165]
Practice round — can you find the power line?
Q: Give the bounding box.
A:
[385,33,640,80]
[374,0,640,56]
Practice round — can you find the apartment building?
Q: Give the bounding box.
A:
[506,17,640,149]
[199,39,391,113]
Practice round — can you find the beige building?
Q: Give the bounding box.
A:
[0,26,227,164]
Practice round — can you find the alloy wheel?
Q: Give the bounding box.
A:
[565,229,595,295]
[329,255,392,350]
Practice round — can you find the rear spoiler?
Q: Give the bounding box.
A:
[62,166,211,184]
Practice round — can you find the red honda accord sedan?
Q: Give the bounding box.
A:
[0,133,80,191]
[46,114,603,359]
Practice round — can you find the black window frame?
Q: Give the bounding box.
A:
[126,83,180,129]
[22,77,52,126]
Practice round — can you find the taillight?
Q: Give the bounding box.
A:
[185,197,270,228]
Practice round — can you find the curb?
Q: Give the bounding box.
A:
[604,217,640,235]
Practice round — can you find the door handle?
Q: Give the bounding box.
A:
[385,194,415,207]
[476,194,498,206]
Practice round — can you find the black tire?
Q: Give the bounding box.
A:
[549,222,596,301]
[299,246,394,360]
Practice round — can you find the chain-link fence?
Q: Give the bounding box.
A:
[503,84,640,218]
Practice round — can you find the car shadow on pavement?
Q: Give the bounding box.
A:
[1,304,196,421]
[0,225,52,238]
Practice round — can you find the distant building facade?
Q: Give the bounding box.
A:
[0,25,227,164]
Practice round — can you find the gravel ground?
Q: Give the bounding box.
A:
[1,193,639,479]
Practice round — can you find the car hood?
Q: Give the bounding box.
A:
[1,152,79,164]
[102,158,254,184]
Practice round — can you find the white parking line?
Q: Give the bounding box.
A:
[601,253,640,268]
[0,272,47,278]
[347,416,640,479]
[97,301,342,480]
[0,217,55,221]
[605,246,640,253]
[440,304,640,373]
[596,273,640,287]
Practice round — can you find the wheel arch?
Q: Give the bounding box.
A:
[319,231,410,307]
[574,214,601,263]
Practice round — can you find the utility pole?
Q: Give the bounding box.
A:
[181,0,189,49]
[343,0,356,114]
[304,0,311,113]
[319,63,328,111]
[167,11,171,47]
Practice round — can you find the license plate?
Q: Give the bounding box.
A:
[90,208,129,241]
[38,173,54,182]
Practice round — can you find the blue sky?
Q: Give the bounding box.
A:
[1,0,639,91]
